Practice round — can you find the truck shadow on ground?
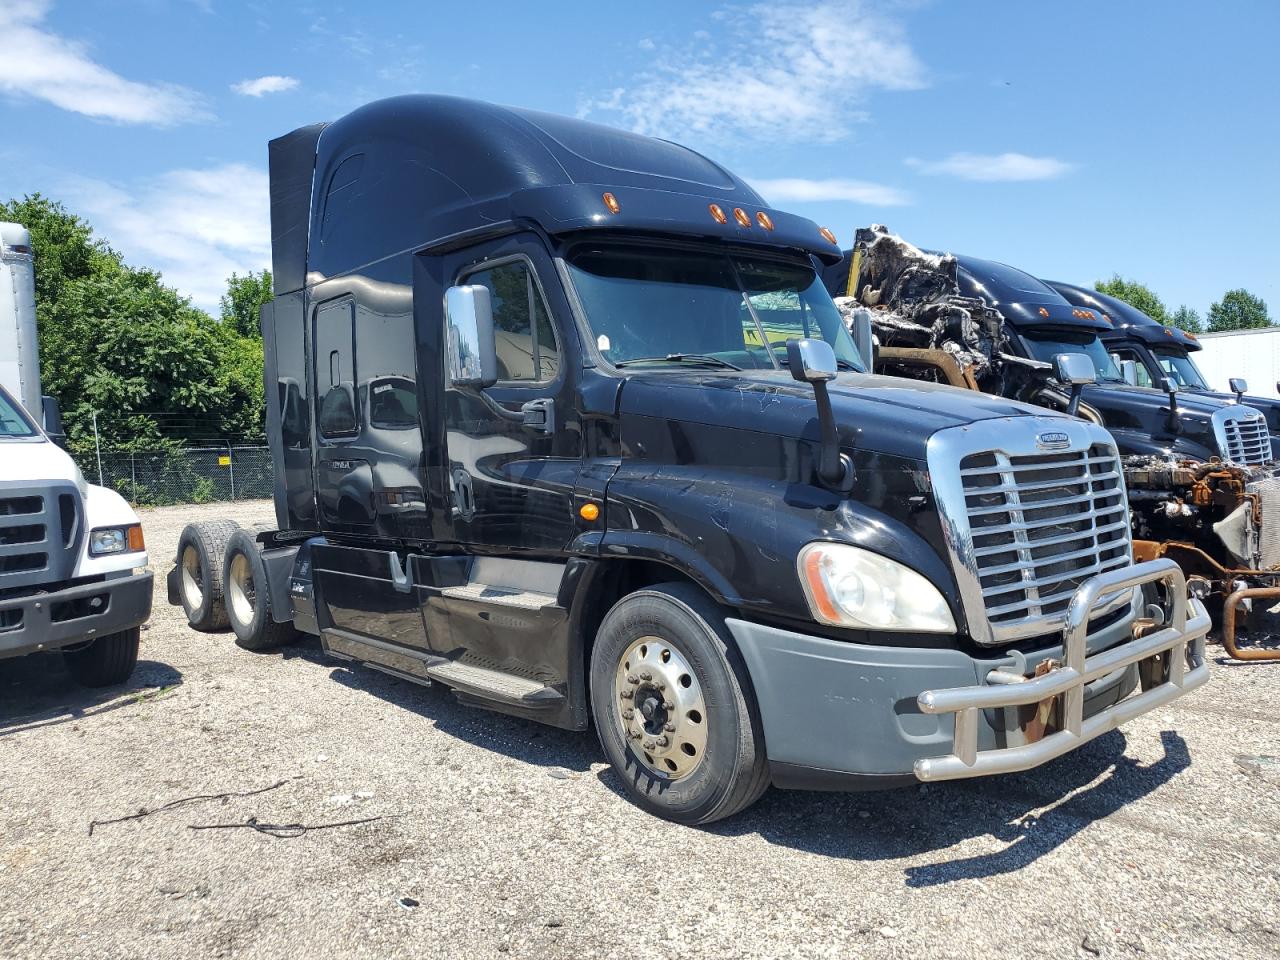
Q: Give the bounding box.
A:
[0,654,183,736]
[706,729,1190,886]
[277,635,602,773]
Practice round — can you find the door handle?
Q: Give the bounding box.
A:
[520,398,555,434]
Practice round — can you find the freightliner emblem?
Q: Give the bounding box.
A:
[1036,431,1071,450]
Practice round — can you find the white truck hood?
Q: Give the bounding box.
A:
[0,436,85,489]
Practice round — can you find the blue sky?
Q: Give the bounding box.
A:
[0,0,1275,317]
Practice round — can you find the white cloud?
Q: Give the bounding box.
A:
[749,176,910,207]
[231,75,299,97]
[582,0,925,142]
[0,0,208,125]
[61,164,270,311]
[906,152,1073,182]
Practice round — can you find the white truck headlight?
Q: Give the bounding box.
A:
[798,542,956,632]
[89,524,145,556]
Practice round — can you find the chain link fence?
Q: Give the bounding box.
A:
[88,445,273,506]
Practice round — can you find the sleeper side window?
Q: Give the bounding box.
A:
[462,260,560,383]
[315,299,358,438]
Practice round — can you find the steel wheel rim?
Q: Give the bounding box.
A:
[613,634,708,780]
[227,552,255,627]
[180,545,203,609]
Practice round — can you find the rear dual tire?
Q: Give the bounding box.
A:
[590,583,769,825]
[222,530,297,652]
[176,519,242,631]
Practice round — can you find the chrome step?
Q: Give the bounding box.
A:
[438,583,557,610]
[426,660,563,705]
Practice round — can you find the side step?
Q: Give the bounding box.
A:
[322,628,563,709]
[438,583,557,611]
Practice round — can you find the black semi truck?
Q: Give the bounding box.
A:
[169,96,1209,824]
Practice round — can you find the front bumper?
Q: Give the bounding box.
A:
[729,558,1209,788]
[0,571,154,660]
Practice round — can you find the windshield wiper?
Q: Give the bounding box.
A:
[614,354,743,370]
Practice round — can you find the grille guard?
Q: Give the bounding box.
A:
[913,558,1210,782]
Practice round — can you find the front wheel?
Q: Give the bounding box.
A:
[63,627,140,687]
[589,583,769,825]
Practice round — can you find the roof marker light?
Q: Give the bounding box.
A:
[756,211,774,231]
[733,207,752,228]
[1038,307,1050,318]
[709,203,727,224]
[602,192,621,214]
[819,226,838,245]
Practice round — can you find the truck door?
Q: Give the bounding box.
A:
[442,234,580,552]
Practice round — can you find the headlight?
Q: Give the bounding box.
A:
[797,542,956,632]
[89,524,145,556]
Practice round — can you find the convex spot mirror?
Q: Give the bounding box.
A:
[445,284,497,389]
[1053,352,1096,386]
[786,338,838,384]
[1118,360,1140,386]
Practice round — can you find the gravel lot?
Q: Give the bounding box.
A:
[2,500,1279,960]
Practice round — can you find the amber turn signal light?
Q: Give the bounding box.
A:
[818,226,838,245]
[579,503,600,522]
[127,524,145,552]
[708,203,727,224]
[602,192,620,214]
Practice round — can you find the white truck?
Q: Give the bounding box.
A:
[1193,326,1280,397]
[0,222,151,686]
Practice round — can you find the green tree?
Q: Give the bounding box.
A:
[1168,305,1204,334]
[1207,288,1272,332]
[1094,274,1169,325]
[219,268,273,338]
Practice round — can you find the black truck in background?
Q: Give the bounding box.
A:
[825,229,1280,649]
[168,97,1209,823]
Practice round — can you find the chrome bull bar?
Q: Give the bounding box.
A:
[914,559,1211,782]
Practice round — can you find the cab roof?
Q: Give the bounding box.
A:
[1047,280,1202,352]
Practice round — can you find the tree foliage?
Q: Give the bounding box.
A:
[1207,288,1272,332]
[0,194,266,460]
[1094,274,1169,325]
[220,269,273,338]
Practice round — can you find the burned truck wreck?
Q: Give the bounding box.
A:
[825,226,1280,655]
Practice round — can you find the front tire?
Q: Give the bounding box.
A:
[222,529,297,652]
[589,583,769,825]
[63,627,140,687]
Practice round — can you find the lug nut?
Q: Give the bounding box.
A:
[655,735,669,747]
[629,729,641,740]
[664,722,675,732]
[640,671,652,681]
[643,740,656,751]
[622,708,635,719]
[627,674,639,685]
[654,680,666,691]
[662,701,674,711]
[619,688,634,700]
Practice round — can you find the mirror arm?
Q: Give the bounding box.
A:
[1066,384,1083,419]
[812,380,855,493]
[1165,385,1181,435]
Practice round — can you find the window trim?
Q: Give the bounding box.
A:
[456,253,564,389]
[313,296,360,442]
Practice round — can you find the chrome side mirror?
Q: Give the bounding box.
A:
[850,307,876,371]
[445,285,497,389]
[1229,377,1248,402]
[1054,352,1095,419]
[786,338,838,384]
[1118,360,1139,386]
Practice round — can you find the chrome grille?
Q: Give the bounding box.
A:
[927,417,1136,647]
[1212,405,1272,466]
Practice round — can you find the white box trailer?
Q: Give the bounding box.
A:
[1194,327,1280,397]
[0,222,41,417]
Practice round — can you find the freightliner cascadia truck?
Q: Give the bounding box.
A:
[0,222,151,686]
[168,97,1209,823]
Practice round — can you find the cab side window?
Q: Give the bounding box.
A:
[463,260,560,383]
[316,299,358,438]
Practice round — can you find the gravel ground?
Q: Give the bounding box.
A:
[2,500,1279,960]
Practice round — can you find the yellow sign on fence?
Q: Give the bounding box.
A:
[218,455,231,467]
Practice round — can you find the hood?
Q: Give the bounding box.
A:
[618,368,1056,461]
[0,435,85,488]
[1080,381,1233,459]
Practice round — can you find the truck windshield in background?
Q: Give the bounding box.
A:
[565,244,866,372]
[1023,329,1124,382]
[1150,346,1210,389]
[0,385,37,438]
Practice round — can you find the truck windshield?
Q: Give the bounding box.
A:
[1023,330,1124,382]
[1151,347,1210,389]
[565,244,866,372]
[0,387,37,438]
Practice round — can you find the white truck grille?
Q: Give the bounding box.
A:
[928,418,1136,647]
[0,484,80,594]
[1212,405,1272,466]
